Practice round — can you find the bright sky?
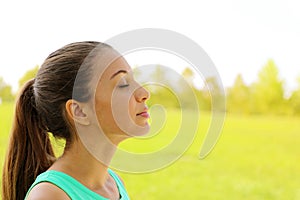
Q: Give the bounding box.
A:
[0,0,299,93]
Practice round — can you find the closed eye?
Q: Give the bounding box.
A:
[118,84,129,88]
[117,77,129,88]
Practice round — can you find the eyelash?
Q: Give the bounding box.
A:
[118,84,129,88]
[118,76,131,88]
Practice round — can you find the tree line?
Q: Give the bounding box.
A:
[226,60,299,115]
[0,60,299,115]
[140,59,300,116]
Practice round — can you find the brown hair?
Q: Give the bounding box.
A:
[1,41,111,200]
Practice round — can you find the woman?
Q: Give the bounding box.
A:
[1,41,150,200]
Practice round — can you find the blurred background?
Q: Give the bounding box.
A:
[0,0,299,199]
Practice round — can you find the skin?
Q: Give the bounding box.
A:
[27,52,150,200]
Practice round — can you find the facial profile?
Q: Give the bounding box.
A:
[72,47,150,151]
[94,53,151,140]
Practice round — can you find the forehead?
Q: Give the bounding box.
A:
[89,50,131,86]
[104,55,131,77]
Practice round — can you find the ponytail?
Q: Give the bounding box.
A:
[2,41,103,199]
[2,79,55,200]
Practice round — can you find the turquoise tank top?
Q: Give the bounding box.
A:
[25,169,130,200]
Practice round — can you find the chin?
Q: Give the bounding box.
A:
[125,123,150,137]
[138,123,151,136]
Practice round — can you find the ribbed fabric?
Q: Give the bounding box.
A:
[25,169,130,200]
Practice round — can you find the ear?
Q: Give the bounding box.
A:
[65,99,90,126]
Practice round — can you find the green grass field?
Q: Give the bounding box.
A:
[0,103,299,199]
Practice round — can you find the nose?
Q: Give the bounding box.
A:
[135,84,150,103]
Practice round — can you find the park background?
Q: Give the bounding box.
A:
[1,0,300,199]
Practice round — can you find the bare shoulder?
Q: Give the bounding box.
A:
[26,182,70,200]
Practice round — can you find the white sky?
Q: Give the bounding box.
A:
[0,0,300,93]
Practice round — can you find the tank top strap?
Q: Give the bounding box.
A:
[25,170,130,200]
[108,169,130,200]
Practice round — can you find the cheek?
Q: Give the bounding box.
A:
[95,98,112,126]
[110,91,140,134]
[111,93,135,124]
[95,89,134,134]
[94,90,115,130]
[128,96,137,118]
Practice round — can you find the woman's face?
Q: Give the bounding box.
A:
[92,52,150,143]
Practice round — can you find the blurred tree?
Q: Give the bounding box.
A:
[180,67,199,109]
[196,88,211,111]
[152,65,166,92]
[201,76,225,111]
[145,65,180,108]
[181,67,194,85]
[196,76,223,111]
[18,65,39,88]
[251,60,285,114]
[0,77,14,102]
[227,74,250,114]
[289,77,300,115]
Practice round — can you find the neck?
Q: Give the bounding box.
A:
[49,136,117,188]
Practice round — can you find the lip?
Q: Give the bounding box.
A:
[136,107,150,118]
[137,111,150,118]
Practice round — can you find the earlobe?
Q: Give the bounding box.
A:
[65,100,90,126]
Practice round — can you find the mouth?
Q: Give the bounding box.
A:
[136,108,150,118]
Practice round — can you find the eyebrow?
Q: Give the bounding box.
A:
[110,69,128,80]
